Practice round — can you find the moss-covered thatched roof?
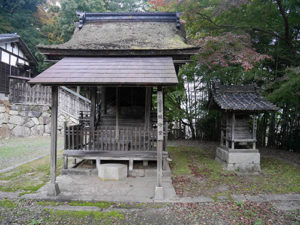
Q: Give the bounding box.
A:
[40,21,194,50]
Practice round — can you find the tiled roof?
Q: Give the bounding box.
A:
[0,33,20,43]
[0,33,37,65]
[210,83,278,111]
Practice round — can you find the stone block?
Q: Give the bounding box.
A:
[155,186,164,200]
[12,125,31,137]
[47,182,60,196]
[0,113,9,124]
[9,115,24,125]
[31,125,44,136]
[9,105,18,111]
[45,124,51,134]
[24,120,35,128]
[215,147,260,173]
[0,124,11,139]
[30,111,42,118]
[98,163,127,180]
[32,117,40,125]
[9,110,18,115]
[19,111,30,117]
[7,124,15,130]
[43,116,51,125]
[0,106,6,113]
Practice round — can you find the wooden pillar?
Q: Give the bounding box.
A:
[231,112,235,150]
[225,113,229,148]
[144,87,151,129]
[48,86,60,196]
[253,115,257,150]
[155,87,164,200]
[115,87,119,141]
[100,87,106,114]
[90,87,96,149]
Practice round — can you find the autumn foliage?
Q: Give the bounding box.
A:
[196,33,271,71]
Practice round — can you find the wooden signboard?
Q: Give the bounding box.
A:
[157,90,163,141]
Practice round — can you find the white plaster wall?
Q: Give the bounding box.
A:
[0,42,28,65]
[1,51,9,64]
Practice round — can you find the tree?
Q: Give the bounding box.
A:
[58,0,106,41]
[157,0,300,150]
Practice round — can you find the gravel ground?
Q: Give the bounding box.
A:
[0,199,299,225]
[0,136,63,171]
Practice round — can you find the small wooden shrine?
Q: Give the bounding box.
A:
[208,83,278,172]
[29,12,198,199]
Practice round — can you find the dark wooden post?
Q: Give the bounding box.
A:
[144,87,151,129]
[115,87,119,141]
[231,112,235,150]
[253,115,257,150]
[225,113,229,148]
[100,87,106,114]
[89,87,96,149]
[48,86,60,196]
[155,86,164,200]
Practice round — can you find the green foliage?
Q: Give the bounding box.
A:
[168,146,192,175]
[0,199,16,208]
[105,0,148,12]
[58,0,106,41]
[47,209,124,221]
[69,201,113,208]
[0,0,148,72]
[160,0,300,150]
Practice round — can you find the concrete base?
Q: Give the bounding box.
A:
[154,186,164,200]
[216,146,261,173]
[47,182,60,196]
[98,163,127,180]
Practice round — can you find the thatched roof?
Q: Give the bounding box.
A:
[41,22,194,50]
[209,83,279,112]
[38,12,198,60]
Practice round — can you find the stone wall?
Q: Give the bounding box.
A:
[0,100,78,139]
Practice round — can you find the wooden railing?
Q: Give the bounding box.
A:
[9,77,51,104]
[9,77,91,119]
[64,125,161,152]
[58,86,91,118]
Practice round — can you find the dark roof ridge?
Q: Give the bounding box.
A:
[76,11,181,29]
[214,83,257,93]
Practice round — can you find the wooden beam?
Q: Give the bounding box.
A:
[48,86,60,196]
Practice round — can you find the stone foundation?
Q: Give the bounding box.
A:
[215,146,261,173]
[97,163,127,181]
[0,100,77,139]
